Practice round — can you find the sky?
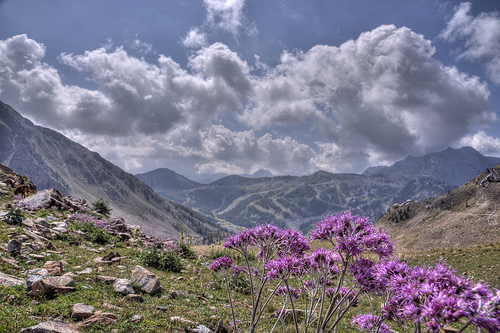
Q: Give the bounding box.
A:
[1,0,500,182]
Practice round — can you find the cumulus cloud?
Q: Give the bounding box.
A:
[458,131,500,156]
[440,2,500,84]
[0,28,495,177]
[131,39,153,54]
[203,0,246,34]
[182,28,208,48]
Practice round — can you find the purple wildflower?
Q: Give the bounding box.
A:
[352,314,391,333]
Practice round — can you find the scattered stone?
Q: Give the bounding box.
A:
[81,312,118,328]
[193,325,212,333]
[51,221,68,228]
[129,314,143,322]
[7,239,22,253]
[124,293,143,302]
[49,275,75,287]
[0,255,22,269]
[0,272,25,287]
[31,278,76,297]
[170,290,183,299]
[130,265,160,295]
[102,251,120,261]
[44,261,63,276]
[63,272,78,279]
[156,306,169,312]
[442,325,458,333]
[111,257,121,265]
[96,275,117,284]
[20,321,81,333]
[113,278,134,295]
[6,294,16,304]
[108,217,128,233]
[31,254,46,261]
[52,227,68,233]
[102,302,124,311]
[77,268,93,274]
[170,316,196,325]
[71,303,95,320]
[34,218,50,228]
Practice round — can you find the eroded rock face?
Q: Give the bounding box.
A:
[7,239,22,253]
[71,303,95,320]
[130,265,161,295]
[20,321,81,333]
[0,272,25,287]
[44,261,63,276]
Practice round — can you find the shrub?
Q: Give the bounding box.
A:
[91,198,112,217]
[178,242,197,259]
[141,246,183,272]
[4,207,24,225]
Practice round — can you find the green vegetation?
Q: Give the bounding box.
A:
[91,198,112,217]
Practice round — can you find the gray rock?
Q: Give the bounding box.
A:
[34,218,50,228]
[130,265,160,295]
[81,313,118,328]
[51,221,68,228]
[193,325,212,333]
[0,272,26,287]
[96,275,117,284]
[113,278,135,295]
[44,261,63,276]
[77,268,93,274]
[20,321,81,333]
[7,239,22,253]
[129,314,143,322]
[71,303,95,320]
[170,290,183,299]
[52,227,68,233]
[26,268,50,291]
[124,293,143,302]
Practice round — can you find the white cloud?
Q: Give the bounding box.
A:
[0,29,495,177]
[458,131,500,156]
[182,28,208,48]
[131,39,153,54]
[440,2,500,84]
[203,0,246,34]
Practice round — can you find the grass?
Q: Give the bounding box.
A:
[1,206,499,332]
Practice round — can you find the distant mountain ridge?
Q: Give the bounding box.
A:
[0,100,227,242]
[137,147,500,232]
[363,146,500,186]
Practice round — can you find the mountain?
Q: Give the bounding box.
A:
[0,100,227,242]
[376,164,500,252]
[363,146,500,186]
[137,147,500,232]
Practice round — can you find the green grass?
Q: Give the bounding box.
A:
[1,208,499,332]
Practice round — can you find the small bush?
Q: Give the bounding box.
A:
[178,242,197,259]
[4,207,24,225]
[91,198,112,217]
[141,246,183,272]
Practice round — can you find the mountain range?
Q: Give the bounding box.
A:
[136,147,500,232]
[0,100,227,242]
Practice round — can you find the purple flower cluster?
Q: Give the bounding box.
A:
[274,286,301,299]
[310,212,393,259]
[352,314,391,333]
[208,256,234,273]
[274,309,291,318]
[69,213,118,234]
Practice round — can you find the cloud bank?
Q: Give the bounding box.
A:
[0,25,496,178]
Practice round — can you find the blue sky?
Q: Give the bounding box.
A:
[1,0,499,181]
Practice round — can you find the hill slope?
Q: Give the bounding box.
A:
[376,164,500,252]
[0,100,226,241]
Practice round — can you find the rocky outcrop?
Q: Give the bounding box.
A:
[130,265,161,295]
[20,321,81,333]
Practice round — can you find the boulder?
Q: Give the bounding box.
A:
[22,189,64,211]
[102,251,120,261]
[51,221,68,229]
[107,217,128,233]
[193,325,212,333]
[31,278,76,297]
[44,261,63,276]
[113,278,134,295]
[7,239,22,253]
[96,275,117,284]
[34,218,50,228]
[20,321,81,333]
[26,268,49,291]
[130,265,161,295]
[71,303,95,320]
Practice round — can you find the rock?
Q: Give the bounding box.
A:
[193,325,212,333]
[44,261,64,276]
[71,303,95,320]
[81,313,118,328]
[26,268,49,291]
[103,301,123,311]
[130,265,160,295]
[20,321,81,333]
[34,218,50,228]
[77,268,93,274]
[0,272,25,287]
[52,227,68,233]
[96,275,117,284]
[49,275,75,287]
[102,251,120,261]
[0,255,22,269]
[51,221,68,228]
[31,278,76,297]
[124,294,143,302]
[22,189,64,211]
[108,217,128,233]
[170,290,183,299]
[117,233,131,241]
[113,278,134,295]
[22,218,34,228]
[63,272,78,279]
[156,306,169,312]
[129,315,143,322]
[170,316,196,325]
[215,320,229,333]
[7,239,22,253]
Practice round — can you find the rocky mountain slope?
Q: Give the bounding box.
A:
[0,101,226,241]
[376,164,500,252]
[137,147,500,232]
